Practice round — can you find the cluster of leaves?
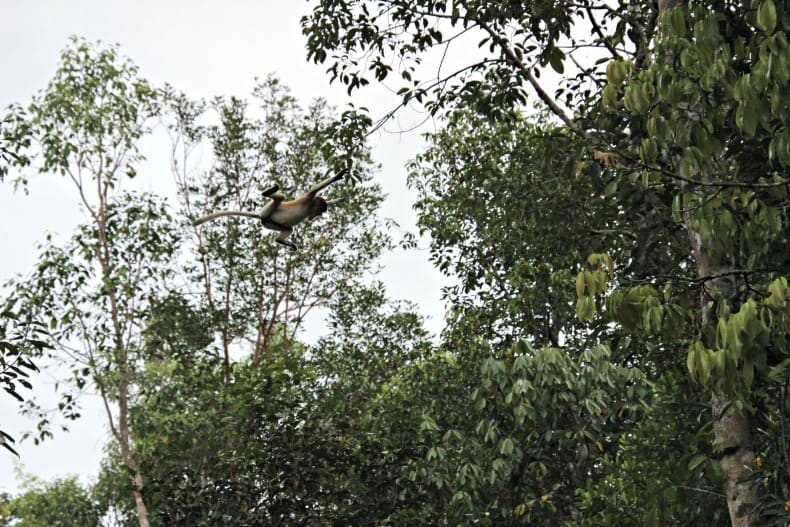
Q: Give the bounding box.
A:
[409,111,615,349]
[0,475,102,527]
[125,284,435,526]
[409,342,650,526]
[0,318,44,456]
[4,191,181,397]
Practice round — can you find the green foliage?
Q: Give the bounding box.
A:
[1,1,787,523]
[166,75,391,367]
[316,281,432,386]
[591,2,790,407]
[5,191,180,370]
[303,0,585,118]
[577,374,729,527]
[3,38,415,524]
[304,1,790,523]
[2,36,158,187]
[132,352,317,525]
[1,38,166,456]
[127,285,435,526]
[0,37,178,524]
[0,474,101,527]
[412,342,648,526]
[409,111,613,348]
[0,316,46,455]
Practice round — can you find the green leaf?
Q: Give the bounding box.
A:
[576,272,586,297]
[500,437,515,456]
[698,349,711,386]
[756,0,777,33]
[743,356,755,389]
[688,453,707,471]
[548,47,565,74]
[687,345,698,382]
[742,101,758,136]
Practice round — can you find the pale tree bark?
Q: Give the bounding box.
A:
[712,393,757,526]
[93,161,152,527]
[118,375,151,527]
[660,0,758,522]
[687,225,758,526]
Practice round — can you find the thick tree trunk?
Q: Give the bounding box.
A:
[659,0,759,520]
[686,220,759,527]
[712,393,757,526]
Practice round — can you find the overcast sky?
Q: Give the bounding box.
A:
[0,1,447,494]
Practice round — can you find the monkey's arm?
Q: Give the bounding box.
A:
[192,210,263,226]
[307,168,348,195]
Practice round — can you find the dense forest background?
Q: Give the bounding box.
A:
[1,1,789,526]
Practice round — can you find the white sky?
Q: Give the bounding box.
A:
[0,1,447,494]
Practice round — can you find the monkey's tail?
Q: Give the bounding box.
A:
[192,210,263,226]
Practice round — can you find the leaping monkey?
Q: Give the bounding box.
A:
[192,168,347,249]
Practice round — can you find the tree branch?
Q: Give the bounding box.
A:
[471,17,590,140]
[583,0,620,59]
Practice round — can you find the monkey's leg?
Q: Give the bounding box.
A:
[262,220,297,250]
[259,192,286,219]
[274,228,297,250]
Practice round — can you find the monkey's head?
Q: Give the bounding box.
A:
[309,196,328,218]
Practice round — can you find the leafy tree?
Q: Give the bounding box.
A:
[123,285,433,526]
[132,350,316,526]
[0,474,101,527]
[584,5,790,524]
[303,1,790,524]
[2,37,165,527]
[165,76,390,375]
[409,110,627,350]
[4,40,426,524]
[103,77,429,525]
[407,106,729,524]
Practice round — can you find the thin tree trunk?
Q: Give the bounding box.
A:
[95,166,152,527]
[118,374,151,527]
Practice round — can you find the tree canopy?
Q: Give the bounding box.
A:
[0,1,788,525]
